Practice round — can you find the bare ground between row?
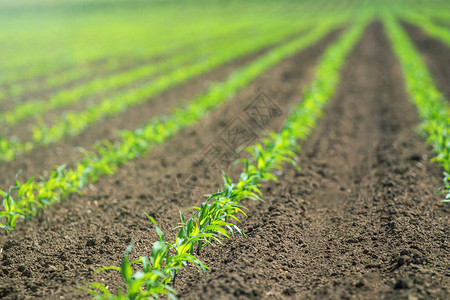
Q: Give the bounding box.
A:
[176,22,449,299]
[0,26,268,105]
[402,22,450,100]
[2,27,310,141]
[0,54,162,112]
[0,29,341,299]
[0,27,322,190]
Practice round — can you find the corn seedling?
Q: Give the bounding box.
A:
[0,19,325,161]
[88,18,368,299]
[0,20,341,231]
[0,21,307,128]
[383,13,450,201]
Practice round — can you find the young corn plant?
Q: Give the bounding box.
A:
[88,171,254,299]
[240,131,300,183]
[88,18,369,299]
[0,175,43,232]
[87,242,180,300]
[0,185,23,233]
[88,213,217,299]
[442,172,450,203]
[383,13,450,201]
[0,20,316,161]
[0,20,342,232]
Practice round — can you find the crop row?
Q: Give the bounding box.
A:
[414,4,450,22]
[0,14,315,104]
[0,20,321,162]
[0,21,309,127]
[400,12,450,46]
[0,1,320,86]
[383,14,450,201]
[0,20,341,232]
[1,3,350,106]
[87,19,369,299]
[0,22,265,103]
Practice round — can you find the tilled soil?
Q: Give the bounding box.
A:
[177,23,450,299]
[3,28,311,142]
[402,22,450,100]
[0,26,262,112]
[0,22,448,300]
[0,54,159,112]
[0,29,341,299]
[0,27,321,189]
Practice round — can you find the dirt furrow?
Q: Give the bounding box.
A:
[402,22,450,99]
[0,29,320,190]
[0,31,341,299]
[0,55,156,112]
[177,22,449,300]
[4,28,311,143]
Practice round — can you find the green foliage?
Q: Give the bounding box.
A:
[443,172,450,203]
[86,241,179,300]
[399,11,450,47]
[0,19,341,232]
[0,21,304,128]
[1,0,328,86]
[383,13,450,201]
[0,19,317,161]
[0,21,262,103]
[88,18,368,299]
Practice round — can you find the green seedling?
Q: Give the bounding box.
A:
[0,19,314,161]
[383,13,450,201]
[0,20,343,232]
[89,18,369,299]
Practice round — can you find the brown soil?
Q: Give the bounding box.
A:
[0,56,147,112]
[0,25,260,103]
[3,60,189,142]
[0,41,211,113]
[402,22,450,99]
[4,27,310,142]
[176,22,450,299]
[0,29,341,299]
[0,28,329,190]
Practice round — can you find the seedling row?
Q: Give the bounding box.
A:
[87,18,368,299]
[0,18,342,232]
[0,1,449,299]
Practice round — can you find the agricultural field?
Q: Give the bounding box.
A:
[0,0,449,299]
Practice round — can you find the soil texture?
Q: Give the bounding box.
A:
[176,22,450,300]
[0,29,342,299]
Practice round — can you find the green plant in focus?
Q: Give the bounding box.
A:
[88,18,369,299]
[383,13,450,201]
